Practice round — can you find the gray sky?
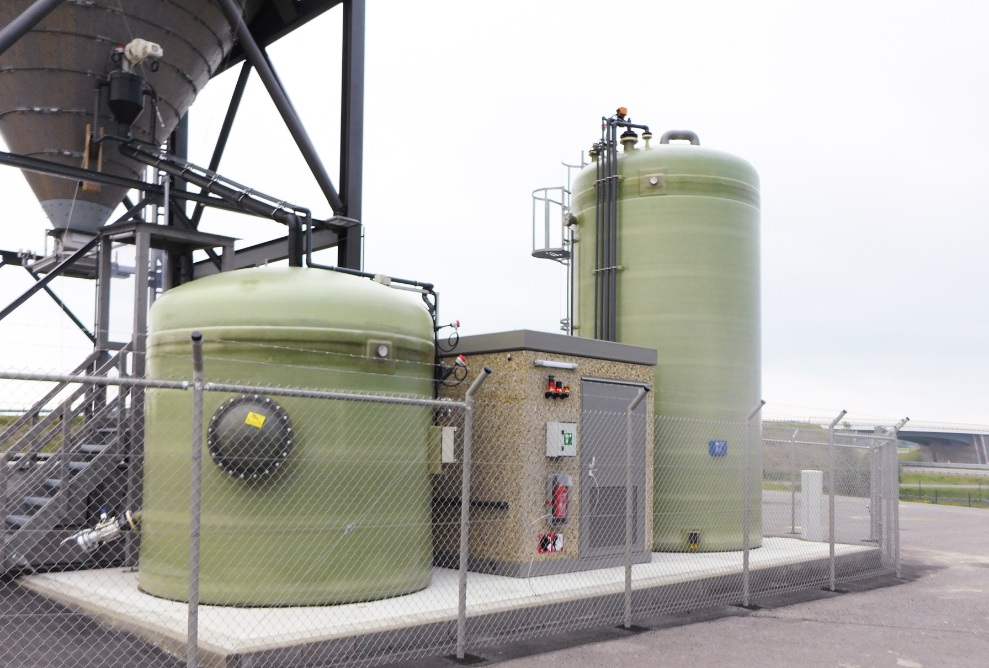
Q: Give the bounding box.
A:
[1,1,987,425]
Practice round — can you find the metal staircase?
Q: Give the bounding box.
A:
[2,347,134,572]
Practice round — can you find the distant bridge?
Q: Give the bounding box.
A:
[896,428,989,466]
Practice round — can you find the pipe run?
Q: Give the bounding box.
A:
[119,141,307,266]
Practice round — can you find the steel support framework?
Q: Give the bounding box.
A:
[0,0,365,280]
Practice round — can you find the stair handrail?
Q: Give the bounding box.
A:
[5,388,129,508]
[1,345,131,463]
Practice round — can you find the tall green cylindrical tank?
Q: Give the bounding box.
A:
[571,136,761,552]
[139,267,436,605]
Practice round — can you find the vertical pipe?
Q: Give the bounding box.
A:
[607,124,618,341]
[600,125,610,341]
[456,367,492,660]
[603,126,610,340]
[594,131,605,340]
[623,387,650,628]
[742,400,766,607]
[827,410,847,592]
[187,332,205,668]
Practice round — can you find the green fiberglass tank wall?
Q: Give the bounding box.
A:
[140,267,436,605]
[571,136,761,552]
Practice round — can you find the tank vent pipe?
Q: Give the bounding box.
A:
[660,130,700,145]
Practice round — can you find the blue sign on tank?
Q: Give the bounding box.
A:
[709,440,728,457]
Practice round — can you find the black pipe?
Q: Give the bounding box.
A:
[284,213,303,267]
[215,0,345,214]
[606,125,619,341]
[305,223,433,291]
[121,142,294,222]
[593,142,604,340]
[0,0,63,59]
[0,149,155,193]
[660,130,700,145]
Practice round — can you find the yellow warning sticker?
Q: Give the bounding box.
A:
[245,412,266,429]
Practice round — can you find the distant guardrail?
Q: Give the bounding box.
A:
[901,461,989,472]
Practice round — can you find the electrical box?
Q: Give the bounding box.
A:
[546,422,577,457]
[441,426,457,463]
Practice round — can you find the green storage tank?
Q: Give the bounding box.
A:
[139,267,436,605]
[571,133,761,552]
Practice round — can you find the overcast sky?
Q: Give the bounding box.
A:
[1,0,986,426]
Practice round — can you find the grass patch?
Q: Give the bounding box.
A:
[901,472,989,486]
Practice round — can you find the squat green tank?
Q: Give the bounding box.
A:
[139,267,436,605]
[571,137,762,552]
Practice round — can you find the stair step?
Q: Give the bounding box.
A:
[5,514,32,528]
[68,461,88,472]
[42,478,62,490]
[23,496,53,509]
[79,444,109,455]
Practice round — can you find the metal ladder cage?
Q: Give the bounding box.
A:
[531,156,586,335]
[531,186,575,334]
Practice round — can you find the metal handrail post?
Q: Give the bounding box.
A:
[742,400,766,607]
[187,332,205,668]
[623,386,650,629]
[828,410,847,592]
[456,367,492,660]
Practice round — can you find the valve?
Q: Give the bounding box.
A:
[124,38,163,69]
[61,509,141,552]
[439,354,468,384]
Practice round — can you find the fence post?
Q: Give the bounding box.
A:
[827,409,847,592]
[456,367,492,660]
[891,418,908,578]
[742,400,766,608]
[623,386,650,629]
[187,332,205,668]
[789,427,799,534]
[60,402,71,517]
[870,438,879,544]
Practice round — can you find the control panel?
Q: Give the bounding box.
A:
[546,421,577,457]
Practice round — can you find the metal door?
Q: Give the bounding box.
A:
[579,379,648,560]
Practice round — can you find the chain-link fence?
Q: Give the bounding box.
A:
[1,341,901,667]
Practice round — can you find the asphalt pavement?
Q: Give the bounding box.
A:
[417,501,989,668]
[3,501,986,667]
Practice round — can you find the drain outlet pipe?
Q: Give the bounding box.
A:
[61,510,141,551]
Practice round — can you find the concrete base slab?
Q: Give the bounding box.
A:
[18,537,880,667]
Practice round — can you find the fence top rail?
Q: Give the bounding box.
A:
[203,381,467,409]
[0,370,190,390]
[0,371,469,410]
